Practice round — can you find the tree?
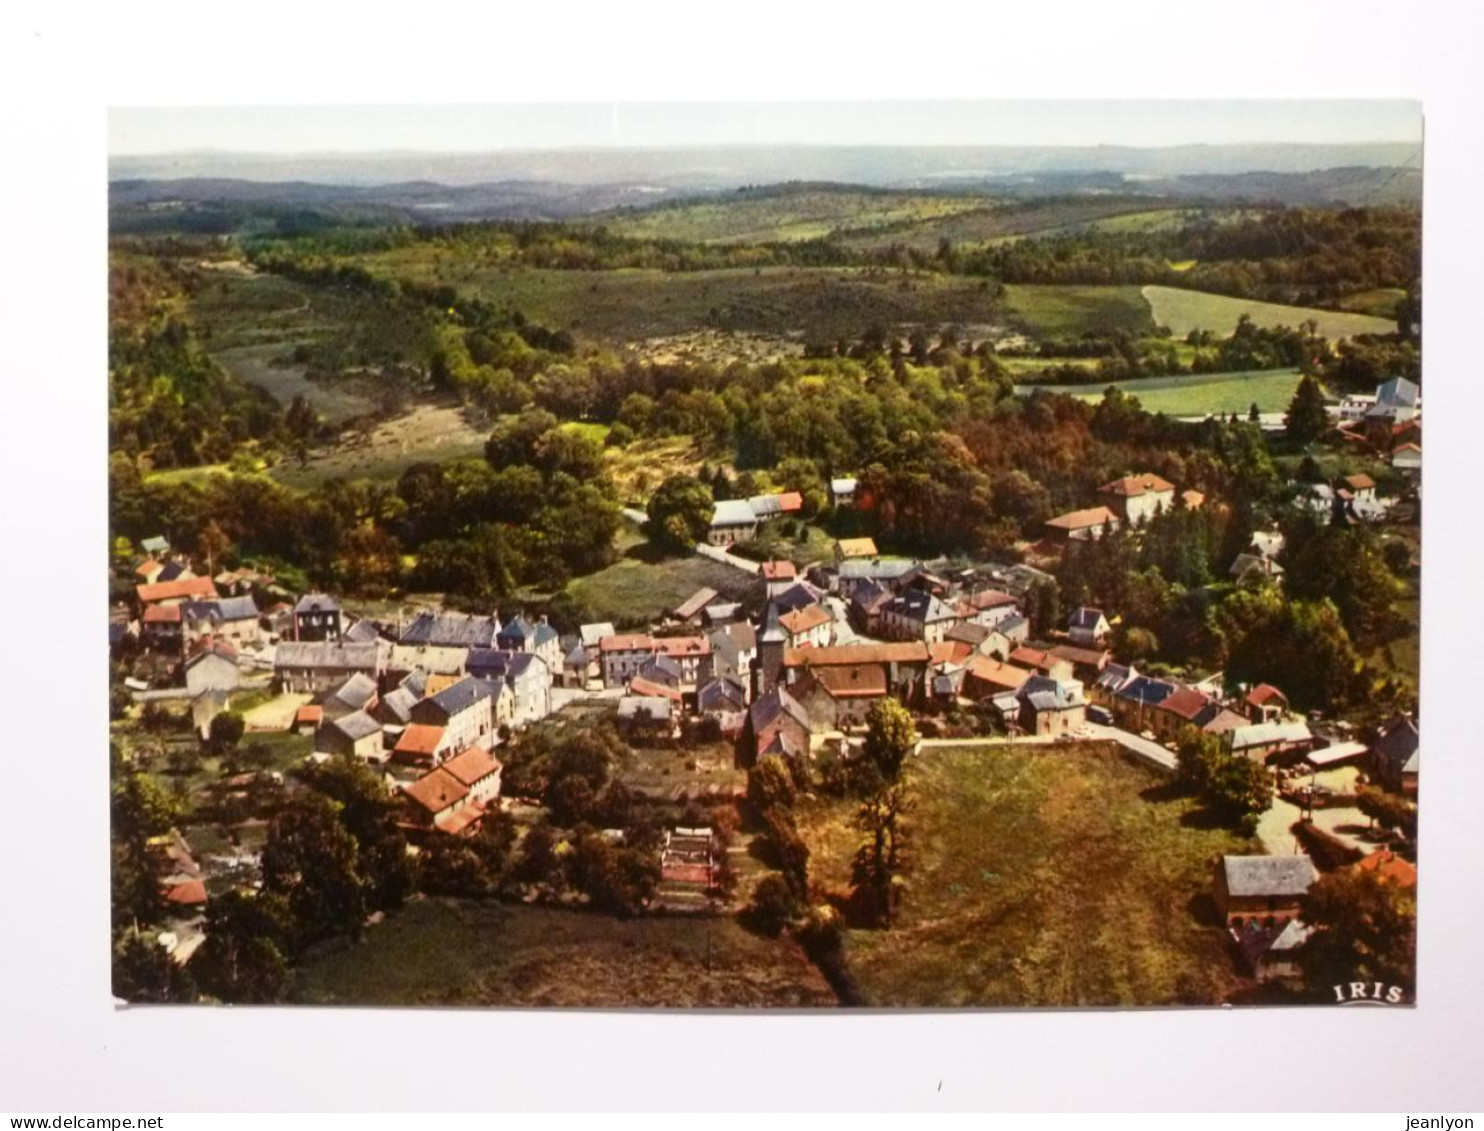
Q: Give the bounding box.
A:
[747,754,797,815]
[112,928,196,1003]
[746,873,801,937]
[191,890,293,1004]
[862,698,918,784]
[644,474,714,554]
[851,779,914,928]
[1284,375,1330,443]
[1204,751,1273,834]
[1299,867,1416,996]
[111,767,182,928]
[260,796,365,946]
[298,758,414,912]
[418,837,490,897]
[207,710,245,757]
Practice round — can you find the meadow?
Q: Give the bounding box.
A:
[1023,367,1303,416]
[554,544,758,628]
[1002,284,1155,337]
[795,742,1257,1007]
[1143,285,1398,339]
[294,898,835,1008]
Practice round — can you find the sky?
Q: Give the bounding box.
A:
[108,100,1422,155]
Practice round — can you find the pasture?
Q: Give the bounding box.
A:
[795,741,1257,1007]
[294,899,835,1008]
[1143,285,1397,339]
[1003,284,1155,338]
[1022,367,1303,416]
[557,547,757,629]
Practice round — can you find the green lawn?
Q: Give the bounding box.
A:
[294,898,835,1008]
[1003,284,1155,338]
[1022,367,1302,416]
[1143,285,1397,340]
[795,742,1258,1007]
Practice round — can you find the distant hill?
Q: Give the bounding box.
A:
[109,141,1420,192]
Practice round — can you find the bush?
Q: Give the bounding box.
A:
[744,874,800,937]
[1292,820,1365,871]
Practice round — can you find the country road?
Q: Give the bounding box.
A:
[694,541,761,574]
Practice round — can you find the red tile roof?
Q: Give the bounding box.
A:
[403,767,468,815]
[784,642,930,667]
[135,559,162,577]
[295,705,323,724]
[1100,473,1175,497]
[966,656,1031,691]
[1353,849,1417,888]
[629,676,683,701]
[1045,506,1118,532]
[142,604,182,624]
[1245,683,1288,708]
[600,633,656,653]
[1158,686,1216,721]
[655,635,709,658]
[1343,473,1377,490]
[760,560,798,580]
[394,723,446,759]
[136,576,218,604]
[441,746,500,787]
[162,878,208,905]
[434,802,487,836]
[808,664,888,698]
[779,604,833,637]
[966,588,1018,611]
[775,491,803,512]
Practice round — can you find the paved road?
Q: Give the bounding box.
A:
[621,507,648,525]
[917,724,1176,773]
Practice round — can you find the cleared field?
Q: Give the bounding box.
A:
[213,344,378,426]
[1143,285,1397,339]
[1023,367,1302,416]
[604,190,993,245]
[796,742,1257,1007]
[271,403,488,489]
[294,898,835,1007]
[559,548,757,629]
[349,258,1007,345]
[1003,284,1155,338]
[841,198,1189,253]
[1334,287,1407,319]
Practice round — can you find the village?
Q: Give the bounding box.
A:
[107,375,1421,998]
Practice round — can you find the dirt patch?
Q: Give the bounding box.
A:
[273,402,489,487]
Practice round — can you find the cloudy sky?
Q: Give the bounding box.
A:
[109,100,1422,154]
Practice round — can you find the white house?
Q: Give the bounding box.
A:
[1067,606,1110,647]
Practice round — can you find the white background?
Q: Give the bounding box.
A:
[0,0,1480,1113]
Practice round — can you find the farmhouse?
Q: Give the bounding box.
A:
[392,723,449,767]
[274,640,389,694]
[184,640,240,695]
[1227,720,1314,764]
[1016,676,1087,736]
[1066,606,1110,647]
[601,633,658,688]
[877,589,959,644]
[293,593,343,642]
[792,663,890,730]
[321,671,379,721]
[137,575,219,608]
[707,499,760,547]
[1098,473,1176,524]
[835,537,878,562]
[409,677,499,753]
[778,603,835,650]
[398,610,501,649]
[1044,506,1119,542]
[1214,855,1319,928]
[316,709,384,763]
[782,641,932,699]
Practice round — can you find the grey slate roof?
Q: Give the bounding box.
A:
[399,611,500,649]
[579,622,616,649]
[773,581,827,613]
[327,672,378,711]
[467,648,544,682]
[425,677,496,718]
[838,558,920,582]
[377,685,418,725]
[275,641,384,671]
[698,676,747,712]
[1017,675,1086,712]
[330,709,382,742]
[889,589,955,623]
[711,499,759,527]
[1221,855,1319,899]
[342,618,383,643]
[637,654,683,687]
[748,685,809,733]
[1116,675,1176,706]
[1068,606,1105,630]
[294,593,341,615]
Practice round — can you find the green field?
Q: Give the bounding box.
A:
[604,190,993,245]
[1334,287,1407,319]
[840,198,1199,253]
[796,742,1257,1007]
[1143,285,1397,340]
[1022,367,1302,416]
[558,547,758,628]
[1003,284,1155,338]
[294,898,835,1007]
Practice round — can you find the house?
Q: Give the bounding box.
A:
[748,685,812,764]
[848,579,894,636]
[136,575,219,608]
[701,602,742,628]
[316,709,384,763]
[835,557,923,597]
[959,588,1020,627]
[1044,506,1119,542]
[561,641,593,689]
[1247,529,1285,561]
[1066,606,1109,647]
[634,653,684,690]
[1099,473,1176,525]
[386,643,468,686]
[1341,473,1377,503]
[398,610,501,650]
[321,671,379,722]
[1016,676,1087,736]
[1148,685,1225,742]
[293,593,343,642]
[673,587,720,624]
[649,634,708,687]
[782,642,932,701]
[1214,855,1318,928]
[1234,918,1312,985]
[1047,644,1110,685]
[392,723,449,767]
[1230,553,1285,585]
[496,615,562,672]
[601,634,657,688]
[697,676,749,737]
[181,640,240,694]
[779,603,835,650]
[944,621,998,658]
[707,499,760,547]
[830,477,858,507]
[141,603,185,651]
[274,640,389,694]
[465,649,552,726]
[616,696,677,739]
[141,535,171,556]
[1092,662,1138,706]
[374,684,419,729]
[997,614,1031,648]
[1391,442,1422,473]
[963,655,1032,701]
[1372,716,1420,796]
[135,558,165,586]
[835,537,878,562]
[401,759,490,837]
[877,589,960,644]
[748,492,803,521]
[771,579,829,615]
[1007,646,1073,682]
[1352,849,1417,890]
[409,677,499,753]
[441,745,503,808]
[341,618,382,644]
[792,663,890,730]
[709,621,757,694]
[1111,674,1178,732]
[758,561,798,599]
[1244,683,1289,724]
[1228,720,1314,764]
[293,704,323,735]
[1366,376,1421,423]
